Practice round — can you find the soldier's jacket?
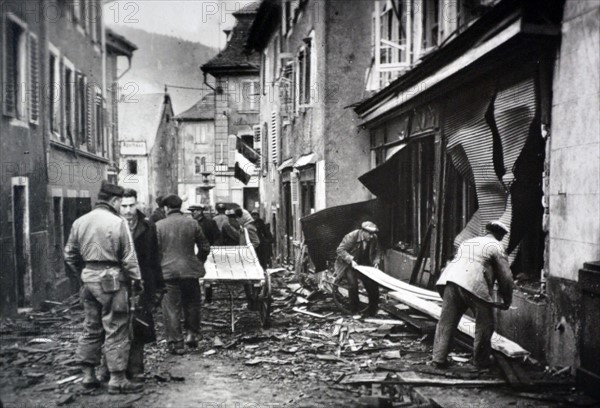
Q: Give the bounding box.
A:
[436,235,514,305]
[64,202,141,283]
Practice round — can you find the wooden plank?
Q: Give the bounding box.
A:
[354,265,441,302]
[395,371,505,386]
[495,354,522,387]
[387,291,529,358]
[381,303,437,334]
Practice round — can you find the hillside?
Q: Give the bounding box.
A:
[107,25,218,114]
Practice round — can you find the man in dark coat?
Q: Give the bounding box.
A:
[251,210,273,269]
[120,188,165,377]
[148,196,166,224]
[189,204,220,245]
[156,195,211,354]
[335,221,382,317]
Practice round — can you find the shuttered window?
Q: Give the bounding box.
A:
[3,15,27,120]
[28,33,40,125]
[95,87,103,156]
[86,81,94,152]
[290,171,299,205]
[270,111,279,165]
[64,61,75,143]
[76,73,86,146]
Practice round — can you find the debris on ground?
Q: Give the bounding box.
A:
[0,266,594,407]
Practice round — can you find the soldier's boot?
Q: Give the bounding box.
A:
[108,371,144,394]
[81,365,101,389]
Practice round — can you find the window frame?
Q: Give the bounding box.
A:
[48,43,62,139]
[63,57,76,144]
[240,79,260,112]
[3,13,29,122]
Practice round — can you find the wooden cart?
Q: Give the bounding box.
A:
[200,231,271,332]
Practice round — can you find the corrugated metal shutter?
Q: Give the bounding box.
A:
[270,110,279,165]
[28,33,40,125]
[444,77,537,251]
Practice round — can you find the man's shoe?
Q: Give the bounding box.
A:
[81,365,101,389]
[108,371,143,394]
[167,342,185,355]
[185,333,198,348]
[430,360,450,369]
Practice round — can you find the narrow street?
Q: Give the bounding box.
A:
[1,268,596,408]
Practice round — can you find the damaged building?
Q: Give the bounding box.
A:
[352,0,598,387]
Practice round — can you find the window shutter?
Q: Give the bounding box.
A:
[28,33,40,125]
[270,110,279,165]
[291,171,299,205]
[86,83,94,152]
[4,22,17,117]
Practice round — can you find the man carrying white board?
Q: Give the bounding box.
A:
[431,220,514,369]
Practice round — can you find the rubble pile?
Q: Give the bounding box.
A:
[1,267,596,407]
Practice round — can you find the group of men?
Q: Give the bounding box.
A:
[335,219,514,371]
[64,179,513,396]
[64,181,272,394]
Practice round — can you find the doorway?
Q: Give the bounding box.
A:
[11,179,31,307]
[243,187,259,212]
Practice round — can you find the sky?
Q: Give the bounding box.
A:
[104,0,258,49]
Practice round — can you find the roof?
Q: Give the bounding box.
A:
[246,0,281,52]
[106,28,137,57]
[201,3,260,75]
[233,2,261,16]
[118,93,172,151]
[175,92,214,121]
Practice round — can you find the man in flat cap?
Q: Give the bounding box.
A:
[64,181,143,394]
[148,195,166,224]
[189,204,220,246]
[335,221,382,317]
[431,220,514,370]
[156,195,211,354]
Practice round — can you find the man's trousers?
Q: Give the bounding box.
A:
[346,268,380,315]
[77,283,130,372]
[432,282,495,368]
[162,278,201,345]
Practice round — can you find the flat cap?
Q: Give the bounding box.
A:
[188,204,205,211]
[361,221,379,233]
[216,203,226,210]
[486,220,509,234]
[250,209,259,215]
[100,180,124,197]
[225,209,236,216]
[162,194,183,208]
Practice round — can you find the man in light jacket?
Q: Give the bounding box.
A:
[431,220,514,369]
[335,221,382,317]
[156,195,211,354]
[64,181,143,394]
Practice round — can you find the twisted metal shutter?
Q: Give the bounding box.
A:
[444,76,537,254]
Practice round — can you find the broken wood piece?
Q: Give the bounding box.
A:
[341,372,391,384]
[354,265,442,302]
[292,307,331,318]
[364,318,406,326]
[387,291,529,358]
[56,375,80,385]
[382,350,402,359]
[394,371,505,386]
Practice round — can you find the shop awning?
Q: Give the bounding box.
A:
[277,158,294,172]
[358,142,411,201]
[294,153,317,168]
